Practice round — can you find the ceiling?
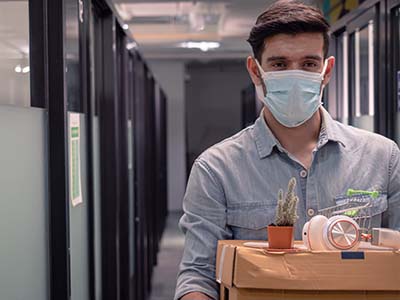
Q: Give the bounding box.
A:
[112,0,319,61]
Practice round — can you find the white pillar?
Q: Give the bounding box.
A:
[148,60,187,212]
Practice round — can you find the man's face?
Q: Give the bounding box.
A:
[247,32,335,87]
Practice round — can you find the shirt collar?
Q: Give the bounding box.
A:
[252,107,347,160]
[252,109,279,159]
[319,107,347,149]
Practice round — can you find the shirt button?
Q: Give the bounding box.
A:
[300,170,308,178]
[307,208,315,217]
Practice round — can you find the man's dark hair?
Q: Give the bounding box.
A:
[247,0,330,62]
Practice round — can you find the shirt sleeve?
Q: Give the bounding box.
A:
[174,159,232,300]
[386,141,400,230]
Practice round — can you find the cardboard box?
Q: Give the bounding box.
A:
[216,240,400,300]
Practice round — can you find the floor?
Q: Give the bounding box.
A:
[149,211,185,300]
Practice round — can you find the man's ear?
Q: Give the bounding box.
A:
[322,56,335,86]
[246,56,263,86]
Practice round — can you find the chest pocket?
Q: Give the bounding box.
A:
[334,193,388,228]
[227,204,276,240]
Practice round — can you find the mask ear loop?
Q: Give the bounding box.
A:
[321,59,329,81]
[254,58,266,78]
[253,58,267,95]
[319,59,329,104]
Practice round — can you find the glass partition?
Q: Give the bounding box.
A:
[89,5,102,298]
[0,1,30,107]
[335,32,349,125]
[68,112,90,300]
[0,1,49,299]
[350,20,375,132]
[66,0,89,299]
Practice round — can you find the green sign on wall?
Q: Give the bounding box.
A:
[69,113,82,207]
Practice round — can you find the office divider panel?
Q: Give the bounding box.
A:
[88,4,103,299]
[155,87,168,239]
[68,114,90,300]
[127,52,137,299]
[0,1,49,299]
[116,25,133,300]
[134,55,149,300]
[0,106,49,300]
[92,115,102,299]
[65,0,90,298]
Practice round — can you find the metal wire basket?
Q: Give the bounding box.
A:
[318,195,374,234]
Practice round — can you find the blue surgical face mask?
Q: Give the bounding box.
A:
[255,59,328,128]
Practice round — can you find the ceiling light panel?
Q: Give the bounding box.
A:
[115,2,194,19]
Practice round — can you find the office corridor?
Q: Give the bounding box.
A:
[149,212,185,300]
[6,0,400,299]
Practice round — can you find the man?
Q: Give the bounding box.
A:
[174,1,400,299]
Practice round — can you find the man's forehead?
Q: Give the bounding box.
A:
[262,33,324,60]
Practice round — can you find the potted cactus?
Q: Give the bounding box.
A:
[268,177,299,249]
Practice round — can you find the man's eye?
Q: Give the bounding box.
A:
[272,62,286,69]
[303,62,318,68]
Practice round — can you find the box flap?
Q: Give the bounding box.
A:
[216,241,239,287]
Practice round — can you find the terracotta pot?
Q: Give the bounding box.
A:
[267,225,294,249]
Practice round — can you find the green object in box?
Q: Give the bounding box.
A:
[346,189,380,199]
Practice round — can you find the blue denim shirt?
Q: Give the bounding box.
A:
[174,108,400,300]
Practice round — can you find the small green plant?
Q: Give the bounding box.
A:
[274,177,299,226]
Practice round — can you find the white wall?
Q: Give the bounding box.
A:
[148,60,186,212]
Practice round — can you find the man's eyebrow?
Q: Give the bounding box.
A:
[303,55,323,60]
[265,55,323,63]
[266,56,288,62]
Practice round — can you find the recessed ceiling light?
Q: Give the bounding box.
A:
[14,65,22,73]
[180,41,220,52]
[122,24,129,30]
